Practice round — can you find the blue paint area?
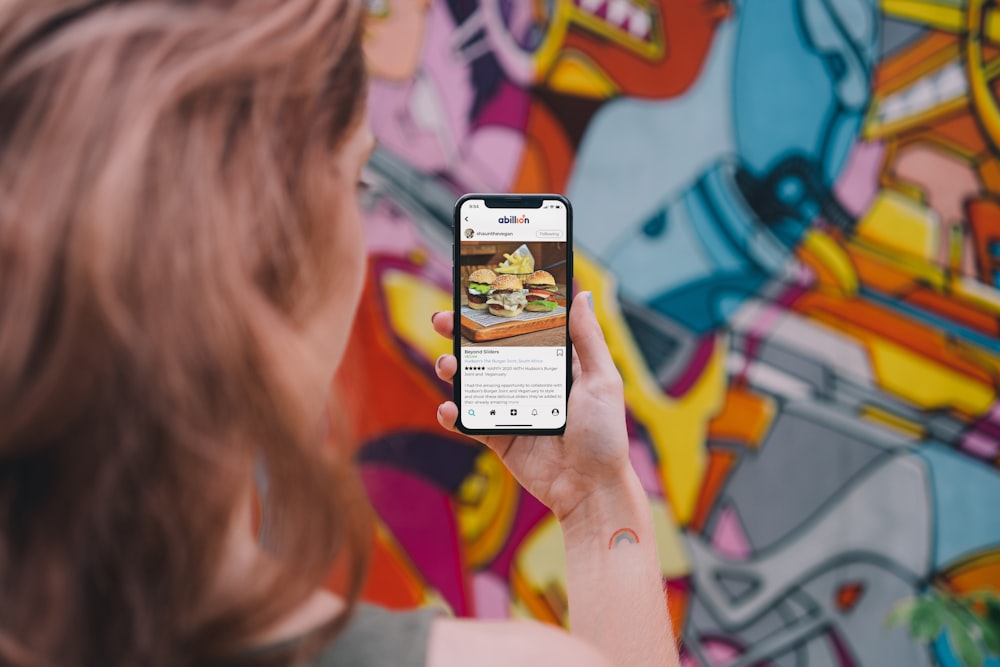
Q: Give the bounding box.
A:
[733,0,878,182]
[567,19,741,258]
[916,443,1000,569]
[607,162,799,334]
[650,274,769,333]
[933,631,1000,667]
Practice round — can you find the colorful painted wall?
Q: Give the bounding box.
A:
[336,1,1000,664]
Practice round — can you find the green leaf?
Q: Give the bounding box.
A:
[976,600,1000,657]
[910,598,946,642]
[886,597,918,629]
[976,614,1000,656]
[948,616,984,667]
[984,597,1000,630]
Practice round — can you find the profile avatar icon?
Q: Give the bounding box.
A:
[464,228,474,239]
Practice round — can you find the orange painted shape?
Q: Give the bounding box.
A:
[968,198,1000,285]
[875,32,957,92]
[835,581,866,613]
[792,292,995,387]
[510,567,562,626]
[513,103,575,193]
[940,548,1000,594]
[334,267,454,448]
[706,386,776,447]
[978,158,1000,193]
[900,113,987,158]
[360,528,429,609]
[904,287,1000,336]
[690,448,739,534]
[847,245,922,294]
[665,579,690,636]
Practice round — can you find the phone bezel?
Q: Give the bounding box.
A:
[452,193,573,436]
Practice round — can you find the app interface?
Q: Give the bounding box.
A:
[458,199,568,430]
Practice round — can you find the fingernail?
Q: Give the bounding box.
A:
[584,292,594,310]
[431,311,441,324]
[435,355,442,371]
[436,404,444,418]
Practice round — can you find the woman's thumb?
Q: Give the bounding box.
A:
[569,292,618,378]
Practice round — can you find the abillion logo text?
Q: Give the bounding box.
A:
[498,214,530,224]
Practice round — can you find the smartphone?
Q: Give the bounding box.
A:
[453,193,572,435]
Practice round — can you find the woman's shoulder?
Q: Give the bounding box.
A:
[427,617,611,667]
[309,603,441,667]
[307,603,610,667]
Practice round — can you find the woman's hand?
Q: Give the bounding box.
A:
[431,292,631,522]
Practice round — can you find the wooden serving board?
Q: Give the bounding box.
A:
[461,311,566,342]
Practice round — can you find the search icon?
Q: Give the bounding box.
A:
[468,409,475,416]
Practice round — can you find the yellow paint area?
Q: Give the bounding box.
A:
[381,269,452,362]
[950,276,1000,316]
[510,515,568,624]
[868,338,995,414]
[574,252,727,526]
[854,190,939,263]
[509,498,691,627]
[456,451,520,568]
[860,404,926,439]
[879,1,963,35]
[547,52,619,98]
[800,229,859,296]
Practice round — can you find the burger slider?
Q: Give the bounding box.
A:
[485,274,527,317]
[524,270,559,312]
[466,268,497,310]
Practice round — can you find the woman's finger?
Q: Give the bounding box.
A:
[436,401,460,433]
[570,344,582,382]
[435,354,457,383]
[431,311,454,339]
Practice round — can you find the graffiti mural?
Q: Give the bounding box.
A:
[335,0,1000,664]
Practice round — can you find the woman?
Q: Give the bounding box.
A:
[0,1,680,665]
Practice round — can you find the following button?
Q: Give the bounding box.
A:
[536,230,562,239]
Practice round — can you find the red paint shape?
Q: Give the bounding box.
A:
[834,581,866,613]
[560,0,731,99]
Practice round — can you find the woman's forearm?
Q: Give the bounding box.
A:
[560,468,681,667]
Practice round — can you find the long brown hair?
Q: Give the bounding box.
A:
[0,1,370,665]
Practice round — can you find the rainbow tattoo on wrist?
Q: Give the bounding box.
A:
[608,528,639,550]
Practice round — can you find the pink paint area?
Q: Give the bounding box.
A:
[681,637,768,667]
[366,1,526,191]
[472,572,511,619]
[981,402,1000,436]
[961,430,1000,460]
[361,465,470,615]
[629,438,664,496]
[362,197,424,256]
[737,282,808,380]
[893,144,982,271]
[833,141,884,217]
[711,505,752,560]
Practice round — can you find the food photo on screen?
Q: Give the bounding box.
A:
[457,241,568,347]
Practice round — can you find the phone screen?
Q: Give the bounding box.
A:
[453,194,572,435]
